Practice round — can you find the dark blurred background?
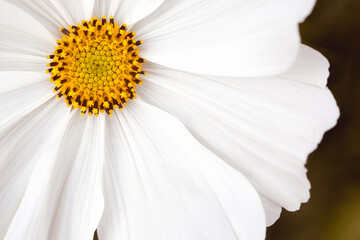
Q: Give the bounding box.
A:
[268,0,360,239]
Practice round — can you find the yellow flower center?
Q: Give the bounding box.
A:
[47,16,146,116]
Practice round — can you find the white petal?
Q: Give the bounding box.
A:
[0,1,55,54]
[260,197,282,226]
[296,0,317,22]
[135,0,315,77]
[47,0,95,25]
[0,71,54,133]
[5,0,95,37]
[0,71,48,94]
[47,113,105,240]
[93,0,164,27]
[3,111,105,240]
[0,99,70,239]
[116,0,164,27]
[4,0,65,37]
[138,45,339,225]
[0,1,56,71]
[97,101,265,240]
[92,0,118,19]
[286,44,330,87]
[0,52,48,72]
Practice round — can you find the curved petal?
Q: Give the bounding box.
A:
[138,45,340,225]
[0,53,48,72]
[48,0,95,25]
[47,113,105,240]
[285,44,330,87]
[3,111,105,240]
[0,99,70,239]
[260,197,282,226]
[135,0,315,77]
[0,1,56,71]
[92,0,121,19]
[93,0,164,27]
[0,71,49,94]
[97,101,265,240]
[0,1,55,55]
[4,0,95,37]
[0,71,55,133]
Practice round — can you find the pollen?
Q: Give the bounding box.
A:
[47,16,146,116]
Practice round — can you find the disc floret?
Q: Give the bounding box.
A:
[47,16,146,116]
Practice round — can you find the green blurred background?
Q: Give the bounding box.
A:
[268,0,360,239]
[95,1,360,239]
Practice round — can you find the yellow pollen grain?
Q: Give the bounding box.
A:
[47,16,146,116]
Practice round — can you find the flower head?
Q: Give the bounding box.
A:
[0,0,339,239]
[48,17,145,116]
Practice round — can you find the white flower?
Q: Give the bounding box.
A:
[0,0,339,240]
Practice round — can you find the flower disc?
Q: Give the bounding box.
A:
[47,16,146,116]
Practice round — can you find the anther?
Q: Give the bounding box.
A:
[52,75,61,81]
[92,18,97,26]
[60,28,70,36]
[126,32,134,38]
[135,40,143,46]
[83,21,89,28]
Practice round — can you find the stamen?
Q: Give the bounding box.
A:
[47,17,146,116]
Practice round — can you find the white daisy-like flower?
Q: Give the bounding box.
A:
[0,0,339,239]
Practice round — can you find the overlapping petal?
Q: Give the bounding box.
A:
[135,0,316,77]
[0,71,55,132]
[97,101,266,240]
[0,100,70,239]
[0,1,56,71]
[138,45,339,225]
[93,0,164,27]
[2,111,105,240]
[46,113,105,240]
[5,0,94,37]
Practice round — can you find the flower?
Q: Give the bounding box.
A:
[0,0,339,239]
